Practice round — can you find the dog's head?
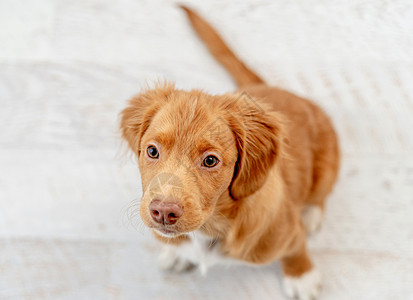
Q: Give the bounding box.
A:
[121,84,284,237]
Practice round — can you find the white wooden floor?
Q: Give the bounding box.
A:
[1,0,412,299]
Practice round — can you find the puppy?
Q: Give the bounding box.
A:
[120,6,339,300]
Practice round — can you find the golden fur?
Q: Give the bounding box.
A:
[120,6,339,283]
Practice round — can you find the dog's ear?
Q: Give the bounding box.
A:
[226,95,285,200]
[120,84,174,155]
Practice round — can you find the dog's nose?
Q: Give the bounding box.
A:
[149,200,183,225]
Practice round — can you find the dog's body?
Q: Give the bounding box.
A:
[120,7,339,300]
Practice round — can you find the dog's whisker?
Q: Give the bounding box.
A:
[122,197,147,234]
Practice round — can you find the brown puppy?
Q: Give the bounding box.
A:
[120,6,339,300]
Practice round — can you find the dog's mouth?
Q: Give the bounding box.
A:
[154,226,183,238]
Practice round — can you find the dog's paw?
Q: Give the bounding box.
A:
[158,245,194,272]
[301,205,323,234]
[283,268,322,300]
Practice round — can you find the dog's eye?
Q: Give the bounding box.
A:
[147,145,159,159]
[202,155,219,168]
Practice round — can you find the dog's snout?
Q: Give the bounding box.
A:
[149,200,183,225]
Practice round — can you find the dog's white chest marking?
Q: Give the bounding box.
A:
[158,230,240,275]
[180,230,222,274]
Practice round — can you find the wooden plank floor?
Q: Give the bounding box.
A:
[1,1,412,299]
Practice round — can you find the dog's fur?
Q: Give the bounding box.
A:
[120,6,339,299]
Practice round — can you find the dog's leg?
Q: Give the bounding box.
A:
[303,125,339,235]
[302,160,335,234]
[281,244,322,300]
[301,204,323,234]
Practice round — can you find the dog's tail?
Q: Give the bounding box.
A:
[180,6,264,87]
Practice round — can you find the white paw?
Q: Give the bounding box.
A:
[283,268,322,300]
[301,205,323,234]
[158,245,193,272]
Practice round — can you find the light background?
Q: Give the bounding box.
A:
[0,0,412,299]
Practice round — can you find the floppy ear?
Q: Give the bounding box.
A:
[120,84,174,155]
[226,96,285,200]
